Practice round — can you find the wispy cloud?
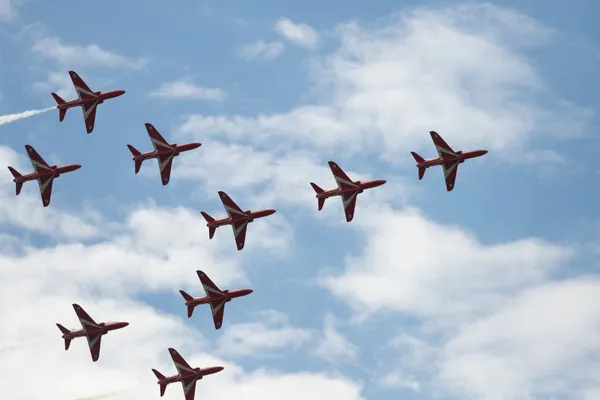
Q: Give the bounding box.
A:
[31,36,147,69]
[274,17,319,48]
[237,40,284,61]
[149,80,225,101]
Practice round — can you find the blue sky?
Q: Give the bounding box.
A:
[0,1,599,399]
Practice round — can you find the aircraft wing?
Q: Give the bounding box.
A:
[429,131,457,160]
[145,123,173,152]
[442,161,459,191]
[168,348,196,376]
[37,175,55,207]
[69,71,97,101]
[72,304,100,332]
[197,271,224,297]
[231,220,248,251]
[85,333,102,362]
[157,153,174,185]
[328,161,358,190]
[81,101,98,133]
[340,190,358,222]
[217,191,247,219]
[181,377,199,400]
[25,145,51,174]
[209,300,226,330]
[81,101,99,134]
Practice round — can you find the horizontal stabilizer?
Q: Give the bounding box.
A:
[127,144,141,157]
[179,290,194,302]
[56,323,70,335]
[418,167,426,180]
[56,324,71,350]
[310,182,324,194]
[7,166,21,178]
[318,198,325,211]
[152,368,166,381]
[152,369,168,397]
[410,152,425,163]
[200,211,215,223]
[51,93,66,105]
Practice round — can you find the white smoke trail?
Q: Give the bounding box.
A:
[0,107,55,127]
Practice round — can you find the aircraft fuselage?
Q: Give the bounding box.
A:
[61,321,129,339]
[317,179,387,199]
[418,150,488,168]
[133,142,202,161]
[159,366,224,384]
[57,90,126,110]
[12,164,82,183]
[186,289,253,307]
[207,209,276,228]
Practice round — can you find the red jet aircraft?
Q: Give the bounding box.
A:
[200,191,276,251]
[411,131,488,191]
[310,161,386,222]
[7,145,81,207]
[56,304,129,362]
[51,70,126,134]
[179,270,253,329]
[127,123,202,185]
[152,348,224,400]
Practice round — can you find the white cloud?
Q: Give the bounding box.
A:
[237,40,284,61]
[31,36,147,69]
[437,278,600,399]
[150,80,225,101]
[218,310,312,358]
[274,17,319,48]
[179,4,592,164]
[313,313,358,363]
[322,206,572,320]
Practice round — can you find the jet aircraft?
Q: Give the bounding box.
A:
[127,123,202,185]
[411,131,488,191]
[152,348,224,400]
[309,161,386,222]
[7,145,81,207]
[56,304,129,362]
[179,270,253,329]
[200,191,276,251]
[51,70,126,134]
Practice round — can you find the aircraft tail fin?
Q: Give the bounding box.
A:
[152,369,168,396]
[411,152,427,180]
[310,183,326,211]
[310,182,324,194]
[200,211,215,223]
[51,92,66,105]
[127,145,143,174]
[410,151,425,163]
[179,290,196,318]
[51,93,67,122]
[7,167,23,195]
[179,290,194,302]
[200,212,217,239]
[8,166,21,179]
[56,324,72,350]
